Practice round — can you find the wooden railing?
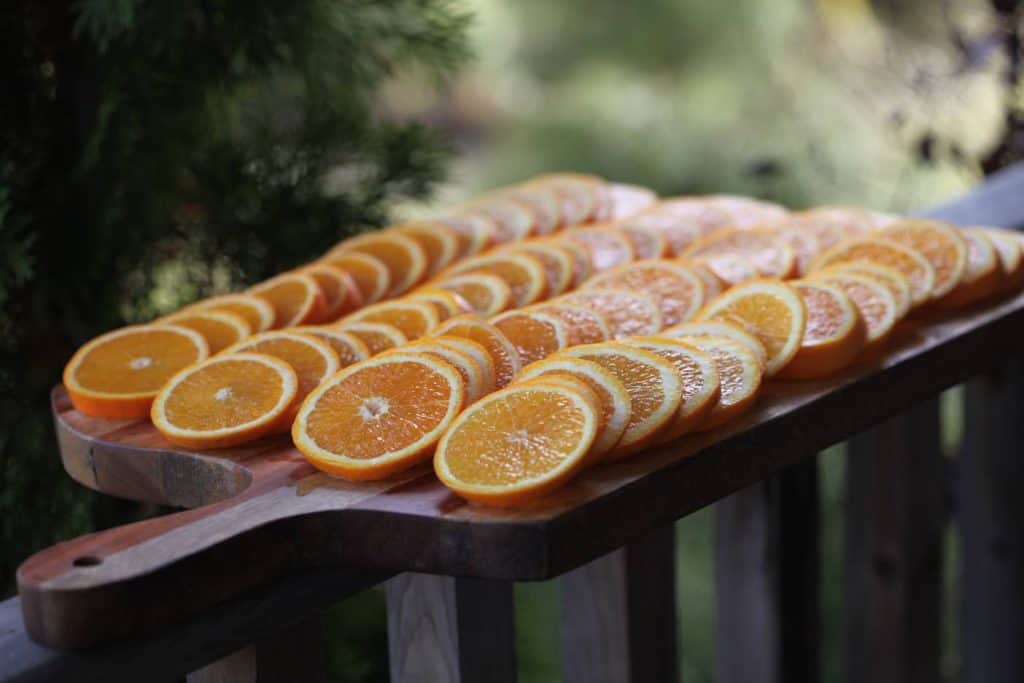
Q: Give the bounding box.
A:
[2,163,1024,683]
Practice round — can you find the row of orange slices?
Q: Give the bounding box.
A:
[62,174,1024,507]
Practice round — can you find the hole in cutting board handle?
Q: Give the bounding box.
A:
[72,555,102,568]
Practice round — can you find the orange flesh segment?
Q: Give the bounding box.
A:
[230,334,338,399]
[434,315,521,389]
[69,327,205,397]
[492,312,567,366]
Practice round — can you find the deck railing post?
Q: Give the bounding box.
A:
[560,523,679,683]
[843,397,944,683]
[961,364,1024,682]
[386,573,516,683]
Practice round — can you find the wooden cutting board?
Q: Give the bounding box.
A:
[18,288,1024,649]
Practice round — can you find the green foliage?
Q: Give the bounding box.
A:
[0,0,470,596]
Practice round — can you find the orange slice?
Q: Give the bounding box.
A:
[404,340,486,402]
[621,337,721,441]
[186,294,274,333]
[615,224,669,260]
[434,379,597,507]
[321,252,390,305]
[433,213,496,258]
[777,281,866,379]
[634,198,729,239]
[693,253,760,287]
[294,352,465,480]
[504,185,562,234]
[788,207,875,250]
[811,237,936,306]
[293,327,370,367]
[681,335,763,430]
[703,195,789,227]
[812,272,898,355]
[405,287,469,321]
[938,229,1001,308]
[660,320,768,368]
[249,273,328,328]
[878,220,967,299]
[433,315,521,389]
[299,263,362,321]
[527,303,611,345]
[683,227,796,279]
[527,173,603,225]
[331,232,427,297]
[698,279,807,376]
[980,227,1024,291]
[764,224,821,276]
[691,262,725,301]
[342,300,440,341]
[582,260,705,327]
[151,353,298,449]
[558,342,683,459]
[557,288,663,339]
[429,335,497,397]
[224,330,339,403]
[63,325,210,418]
[516,357,631,461]
[564,226,635,271]
[466,196,536,243]
[622,212,704,256]
[813,262,912,320]
[549,237,594,288]
[491,310,569,366]
[443,253,547,307]
[335,322,407,355]
[606,183,659,220]
[435,273,513,317]
[393,222,460,276]
[510,243,574,297]
[162,310,251,353]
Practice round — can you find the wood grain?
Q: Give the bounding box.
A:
[560,524,678,683]
[19,284,1024,650]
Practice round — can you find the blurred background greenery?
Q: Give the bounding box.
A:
[2,0,1022,681]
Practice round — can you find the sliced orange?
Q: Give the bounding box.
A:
[810,236,936,306]
[680,335,763,430]
[527,303,611,345]
[980,227,1024,292]
[335,322,407,355]
[321,251,390,305]
[691,262,725,301]
[621,337,721,441]
[878,220,967,299]
[660,320,768,368]
[693,253,760,287]
[698,279,807,377]
[151,353,298,449]
[161,310,251,353]
[557,288,663,339]
[432,213,497,258]
[63,324,210,418]
[632,198,728,244]
[564,226,635,271]
[186,294,275,333]
[434,379,597,507]
[405,287,469,321]
[464,195,536,243]
[615,224,669,260]
[527,173,603,225]
[606,183,659,220]
[299,263,362,320]
[558,342,683,459]
[548,237,594,288]
[331,231,427,296]
[812,272,898,355]
[813,262,912,320]
[224,330,340,403]
[435,273,513,317]
[404,339,486,402]
[938,229,1001,308]
[683,227,796,279]
[621,211,704,256]
[582,260,705,327]
[342,300,440,341]
[442,253,547,307]
[789,207,875,251]
[249,273,328,328]
[504,185,562,234]
[433,314,521,389]
[516,357,631,461]
[294,352,465,480]
[777,281,866,379]
[763,224,821,276]
[509,242,574,297]
[393,222,460,276]
[429,335,497,397]
[491,310,570,366]
[293,327,370,367]
[703,195,789,227]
